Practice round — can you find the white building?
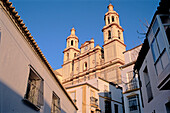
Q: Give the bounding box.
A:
[0,0,77,113]
[65,77,123,113]
[134,0,170,113]
[120,45,143,113]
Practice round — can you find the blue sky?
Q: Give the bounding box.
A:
[10,0,159,70]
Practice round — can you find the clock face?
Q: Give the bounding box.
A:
[85,46,88,50]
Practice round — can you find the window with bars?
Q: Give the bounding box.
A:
[51,92,61,113]
[24,67,44,109]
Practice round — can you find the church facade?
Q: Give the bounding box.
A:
[56,3,126,113]
[57,3,126,86]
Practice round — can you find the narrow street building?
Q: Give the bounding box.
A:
[120,45,143,113]
[0,0,77,113]
[134,0,170,112]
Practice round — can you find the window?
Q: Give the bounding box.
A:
[127,71,133,82]
[112,16,114,22]
[105,100,112,113]
[165,26,170,45]
[90,90,95,97]
[143,67,153,102]
[118,30,120,39]
[74,53,76,57]
[116,17,118,23]
[70,91,76,103]
[104,85,108,92]
[72,61,74,71]
[165,102,170,113]
[67,53,69,61]
[151,28,169,75]
[51,92,61,113]
[83,62,87,71]
[71,40,73,46]
[128,96,138,111]
[25,67,44,109]
[108,17,110,24]
[126,71,137,91]
[114,104,118,113]
[149,16,170,76]
[108,30,111,39]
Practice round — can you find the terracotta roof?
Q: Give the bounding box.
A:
[1,0,78,110]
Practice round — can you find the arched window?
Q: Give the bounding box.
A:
[108,17,110,24]
[67,53,69,60]
[74,53,76,57]
[108,30,111,39]
[118,30,120,39]
[71,40,73,46]
[112,16,114,22]
[83,62,87,71]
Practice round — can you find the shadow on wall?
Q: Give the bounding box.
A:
[0,81,66,113]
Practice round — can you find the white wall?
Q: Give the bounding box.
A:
[139,49,170,113]
[0,6,76,113]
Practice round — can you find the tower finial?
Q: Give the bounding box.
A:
[71,27,76,35]
[107,3,114,11]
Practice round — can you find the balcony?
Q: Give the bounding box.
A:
[125,79,138,92]
[104,92,111,99]
[90,97,98,108]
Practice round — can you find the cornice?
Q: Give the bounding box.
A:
[63,47,80,53]
[102,39,126,47]
[102,23,124,32]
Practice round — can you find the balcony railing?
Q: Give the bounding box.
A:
[125,79,138,92]
[90,97,98,107]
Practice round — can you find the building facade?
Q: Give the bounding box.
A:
[56,3,125,113]
[59,3,126,85]
[65,77,123,113]
[134,0,170,113]
[0,0,77,113]
[120,45,143,113]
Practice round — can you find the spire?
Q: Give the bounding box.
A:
[107,3,114,11]
[70,27,76,36]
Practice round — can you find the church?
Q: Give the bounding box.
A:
[55,3,126,113]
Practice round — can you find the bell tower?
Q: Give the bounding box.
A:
[102,3,125,63]
[63,27,80,63]
[102,3,126,84]
[62,27,80,80]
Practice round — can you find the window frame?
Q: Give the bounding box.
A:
[128,95,138,111]
[108,30,111,39]
[24,65,44,110]
[149,15,170,76]
[51,91,61,113]
[143,67,153,102]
